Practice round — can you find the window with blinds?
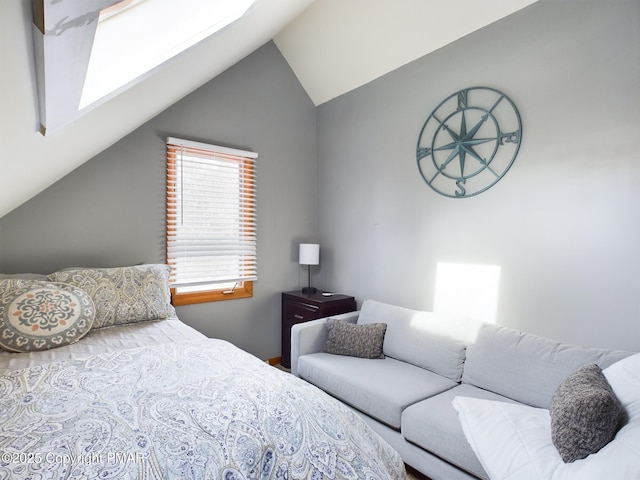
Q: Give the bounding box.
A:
[166,137,257,305]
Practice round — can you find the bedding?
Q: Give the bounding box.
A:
[0,266,403,479]
[0,333,405,479]
[0,316,205,373]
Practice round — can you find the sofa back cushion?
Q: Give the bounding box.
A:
[462,323,632,408]
[357,299,479,382]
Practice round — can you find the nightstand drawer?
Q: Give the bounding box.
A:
[285,302,319,323]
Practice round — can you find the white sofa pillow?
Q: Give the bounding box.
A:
[452,352,640,480]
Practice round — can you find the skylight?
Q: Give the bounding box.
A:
[80,0,256,109]
[32,0,256,133]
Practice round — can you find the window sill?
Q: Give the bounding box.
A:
[171,281,253,306]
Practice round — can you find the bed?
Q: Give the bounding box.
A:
[0,265,405,480]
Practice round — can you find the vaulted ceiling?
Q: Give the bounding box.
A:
[0,0,538,219]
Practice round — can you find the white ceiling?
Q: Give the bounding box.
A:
[0,0,538,219]
[274,0,540,106]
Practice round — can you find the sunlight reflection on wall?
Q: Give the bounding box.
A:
[434,262,501,324]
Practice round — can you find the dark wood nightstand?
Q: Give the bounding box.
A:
[281,290,356,368]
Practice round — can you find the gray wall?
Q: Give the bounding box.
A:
[2,0,639,356]
[316,0,640,351]
[0,42,318,359]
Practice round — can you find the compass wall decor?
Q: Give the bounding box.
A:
[416,86,522,198]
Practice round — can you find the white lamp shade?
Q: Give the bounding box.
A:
[299,243,320,265]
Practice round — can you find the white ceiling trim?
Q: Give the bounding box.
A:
[32,0,121,134]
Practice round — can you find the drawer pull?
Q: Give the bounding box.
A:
[293,314,304,320]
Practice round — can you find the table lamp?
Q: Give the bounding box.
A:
[299,243,319,294]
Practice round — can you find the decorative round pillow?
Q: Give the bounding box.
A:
[0,281,95,352]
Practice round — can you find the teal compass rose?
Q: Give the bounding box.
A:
[416,87,522,198]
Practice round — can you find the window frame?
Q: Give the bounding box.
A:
[166,137,257,306]
[170,280,253,306]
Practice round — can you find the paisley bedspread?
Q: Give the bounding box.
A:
[0,339,405,480]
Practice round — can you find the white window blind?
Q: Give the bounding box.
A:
[166,137,257,291]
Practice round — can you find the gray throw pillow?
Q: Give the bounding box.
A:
[550,363,622,463]
[322,319,387,359]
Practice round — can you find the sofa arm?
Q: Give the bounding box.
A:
[290,311,359,376]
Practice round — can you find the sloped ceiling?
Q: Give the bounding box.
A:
[0,0,538,219]
[274,0,540,106]
[0,0,313,219]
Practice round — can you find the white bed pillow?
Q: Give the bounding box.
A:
[453,352,640,480]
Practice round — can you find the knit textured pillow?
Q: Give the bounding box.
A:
[550,363,622,463]
[322,319,387,359]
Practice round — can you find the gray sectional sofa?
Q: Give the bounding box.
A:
[290,299,631,480]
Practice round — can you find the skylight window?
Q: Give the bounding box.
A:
[32,0,256,133]
[80,0,256,109]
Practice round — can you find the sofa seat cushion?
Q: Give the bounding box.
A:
[298,352,456,429]
[462,323,632,408]
[401,383,520,480]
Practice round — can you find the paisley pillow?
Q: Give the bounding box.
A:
[0,275,47,299]
[48,264,176,329]
[0,280,95,352]
[0,273,48,280]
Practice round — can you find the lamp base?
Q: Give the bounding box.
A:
[301,287,317,294]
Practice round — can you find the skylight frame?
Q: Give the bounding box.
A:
[80,0,257,110]
[32,0,257,134]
